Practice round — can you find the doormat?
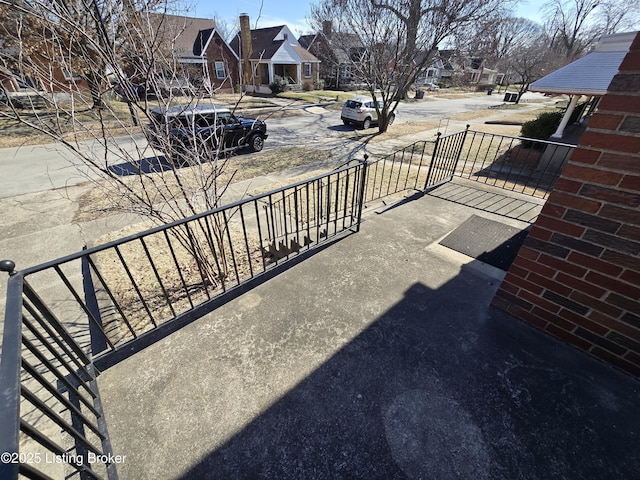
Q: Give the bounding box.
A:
[439,215,529,271]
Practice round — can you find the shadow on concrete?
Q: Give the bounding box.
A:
[428,179,543,223]
[177,264,640,480]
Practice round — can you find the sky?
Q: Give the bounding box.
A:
[192,0,546,37]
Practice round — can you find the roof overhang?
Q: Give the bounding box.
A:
[529,31,637,96]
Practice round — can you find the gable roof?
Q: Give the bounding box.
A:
[147,13,216,57]
[230,25,318,63]
[529,31,637,96]
[298,34,316,50]
[231,25,287,60]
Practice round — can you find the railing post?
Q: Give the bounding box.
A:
[424,132,442,190]
[0,260,22,480]
[451,124,471,179]
[355,156,369,232]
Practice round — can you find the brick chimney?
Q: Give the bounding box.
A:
[239,14,252,85]
[322,20,332,38]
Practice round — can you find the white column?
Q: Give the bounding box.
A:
[552,95,581,139]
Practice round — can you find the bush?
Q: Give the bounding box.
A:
[520,111,563,141]
[269,76,289,94]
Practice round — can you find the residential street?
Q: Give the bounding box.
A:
[0,91,552,334]
[0,92,547,199]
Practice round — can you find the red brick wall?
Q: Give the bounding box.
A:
[492,32,640,377]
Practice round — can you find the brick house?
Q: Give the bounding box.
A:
[492,31,640,377]
[145,13,240,93]
[230,15,321,94]
[298,21,366,90]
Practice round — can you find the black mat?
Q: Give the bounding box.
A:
[439,214,529,271]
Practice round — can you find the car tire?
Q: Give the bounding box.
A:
[362,117,372,129]
[249,134,264,152]
[388,114,395,126]
[343,119,350,126]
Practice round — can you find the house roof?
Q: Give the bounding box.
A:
[231,25,287,60]
[293,45,320,62]
[147,13,216,57]
[230,25,319,63]
[529,31,637,96]
[298,34,316,50]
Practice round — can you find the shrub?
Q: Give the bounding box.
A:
[520,110,563,140]
[269,76,289,94]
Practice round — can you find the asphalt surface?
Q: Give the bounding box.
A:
[0,91,548,199]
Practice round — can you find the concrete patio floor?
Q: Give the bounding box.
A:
[97,182,640,480]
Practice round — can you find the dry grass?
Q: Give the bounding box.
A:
[93,218,266,342]
[345,121,440,144]
[73,146,333,223]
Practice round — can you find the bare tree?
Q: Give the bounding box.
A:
[505,32,557,103]
[0,0,252,288]
[310,0,508,133]
[455,16,542,65]
[542,0,640,62]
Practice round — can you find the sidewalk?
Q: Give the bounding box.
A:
[98,189,640,480]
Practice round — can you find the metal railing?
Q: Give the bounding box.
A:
[0,160,367,479]
[0,128,574,479]
[450,129,575,199]
[360,129,574,206]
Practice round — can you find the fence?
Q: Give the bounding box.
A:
[360,129,574,206]
[0,161,367,479]
[448,129,575,199]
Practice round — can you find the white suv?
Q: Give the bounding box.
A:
[341,96,395,129]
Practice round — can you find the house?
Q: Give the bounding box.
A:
[230,15,320,94]
[0,32,91,96]
[141,13,239,94]
[299,21,367,90]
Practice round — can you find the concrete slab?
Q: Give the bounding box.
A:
[98,191,640,480]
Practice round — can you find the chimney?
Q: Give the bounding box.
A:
[239,14,252,85]
[322,20,332,38]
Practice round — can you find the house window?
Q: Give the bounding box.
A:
[304,63,312,78]
[59,58,81,81]
[340,65,352,80]
[214,61,226,79]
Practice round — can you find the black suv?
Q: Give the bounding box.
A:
[146,104,268,159]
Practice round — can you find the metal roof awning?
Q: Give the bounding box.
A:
[529,31,637,96]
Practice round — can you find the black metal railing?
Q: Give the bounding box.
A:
[362,140,437,204]
[451,129,575,198]
[0,128,575,479]
[0,161,367,479]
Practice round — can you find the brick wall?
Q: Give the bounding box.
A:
[492,32,640,377]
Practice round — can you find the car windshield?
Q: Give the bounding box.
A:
[345,100,362,109]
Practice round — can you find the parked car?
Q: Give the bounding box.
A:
[425,82,440,91]
[341,96,395,129]
[146,104,268,161]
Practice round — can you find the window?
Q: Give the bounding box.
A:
[304,63,312,78]
[214,61,226,79]
[59,58,81,81]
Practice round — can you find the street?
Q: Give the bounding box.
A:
[0,92,544,199]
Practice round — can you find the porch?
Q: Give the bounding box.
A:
[97,184,639,479]
[1,131,639,479]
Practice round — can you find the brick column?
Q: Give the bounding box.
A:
[492,32,640,377]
